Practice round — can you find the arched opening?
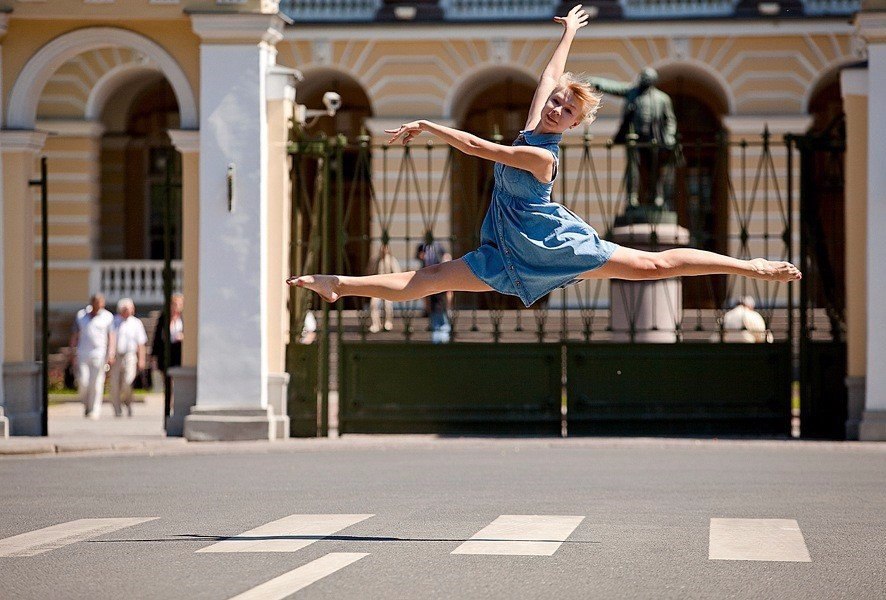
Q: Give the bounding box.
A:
[452,74,535,309]
[803,73,845,322]
[294,71,372,309]
[99,77,182,262]
[658,71,729,309]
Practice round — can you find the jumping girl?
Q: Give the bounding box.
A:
[287,5,800,305]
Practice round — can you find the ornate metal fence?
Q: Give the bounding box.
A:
[288,129,810,436]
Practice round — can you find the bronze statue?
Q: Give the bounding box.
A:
[587,68,678,211]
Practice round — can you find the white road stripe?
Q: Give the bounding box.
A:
[0,518,159,557]
[709,518,812,562]
[197,514,374,553]
[451,515,585,556]
[227,553,368,600]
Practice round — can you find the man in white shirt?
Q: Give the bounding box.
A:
[70,294,116,419]
[109,298,147,417]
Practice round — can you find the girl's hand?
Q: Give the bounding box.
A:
[385,121,424,145]
[553,4,589,31]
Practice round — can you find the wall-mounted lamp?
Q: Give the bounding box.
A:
[293,91,343,128]
[226,163,235,212]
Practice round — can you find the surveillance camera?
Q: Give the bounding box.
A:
[322,91,342,114]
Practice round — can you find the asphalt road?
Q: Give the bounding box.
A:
[1,438,884,599]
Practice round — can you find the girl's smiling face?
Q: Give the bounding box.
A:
[540,88,582,132]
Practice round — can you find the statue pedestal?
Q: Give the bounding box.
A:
[610,217,690,343]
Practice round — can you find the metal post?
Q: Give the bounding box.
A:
[319,141,330,437]
[30,157,49,436]
[162,153,174,429]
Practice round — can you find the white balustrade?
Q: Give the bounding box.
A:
[620,0,738,18]
[441,0,558,19]
[802,0,860,15]
[89,260,182,306]
[279,0,382,20]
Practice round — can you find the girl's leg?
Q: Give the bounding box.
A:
[581,246,801,282]
[288,258,493,303]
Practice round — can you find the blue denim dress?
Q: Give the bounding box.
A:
[462,129,618,307]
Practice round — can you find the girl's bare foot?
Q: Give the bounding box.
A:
[748,258,802,282]
[285,275,341,302]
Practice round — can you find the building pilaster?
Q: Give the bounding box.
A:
[856,10,886,440]
[840,67,868,439]
[1,130,48,436]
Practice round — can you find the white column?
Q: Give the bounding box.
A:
[183,13,287,441]
[858,12,886,440]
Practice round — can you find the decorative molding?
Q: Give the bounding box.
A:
[312,39,332,65]
[35,119,105,138]
[855,11,886,44]
[7,27,197,130]
[190,13,287,45]
[0,130,49,154]
[267,66,299,102]
[840,66,869,97]
[284,20,855,42]
[722,115,814,135]
[168,129,200,154]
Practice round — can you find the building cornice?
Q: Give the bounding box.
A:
[0,130,49,154]
[284,18,854,41]
[35,119,105,138]
[168,129,200,154]
[722,114,813,135]
[190,12,287,45]
[855,10,886,44]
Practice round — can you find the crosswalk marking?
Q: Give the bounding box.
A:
[197,514,374,553]
[0,518,159,557]
[227,553,369,600]
[709,518,812,562]
[451,515,585,556]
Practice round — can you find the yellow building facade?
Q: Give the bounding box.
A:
[0,0,883,440]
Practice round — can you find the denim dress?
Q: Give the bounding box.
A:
[462,129,619,307]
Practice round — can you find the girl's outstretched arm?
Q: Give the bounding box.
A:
[523,4,589,131]
[385,120,556,183]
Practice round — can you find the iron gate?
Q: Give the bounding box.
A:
[286,127,843,437]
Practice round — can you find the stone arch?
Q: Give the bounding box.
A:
[803,58,859,114]
[296,66,373,135]
[653,59,733,116]
[7,27,196,129]
[445,65,537,122]
[85,62,164,122]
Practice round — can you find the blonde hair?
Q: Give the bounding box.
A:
[558,72,603,124]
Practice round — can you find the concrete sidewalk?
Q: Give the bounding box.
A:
[0,392,188,456]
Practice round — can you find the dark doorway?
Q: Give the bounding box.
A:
[452,75,535,309]
[295,72,372,310]
[659,74,729,309]
[99,78,182,261]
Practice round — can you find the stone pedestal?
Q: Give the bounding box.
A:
[0,407,8,439]
[267,372,290,440]
[859,410,886,440]
[3,362,42,435]
[184,407,278,442]
[166,366,196,438]
[610,220,690,343]
[845,376,866,440]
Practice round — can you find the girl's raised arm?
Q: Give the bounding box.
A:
[524,5,589,131]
